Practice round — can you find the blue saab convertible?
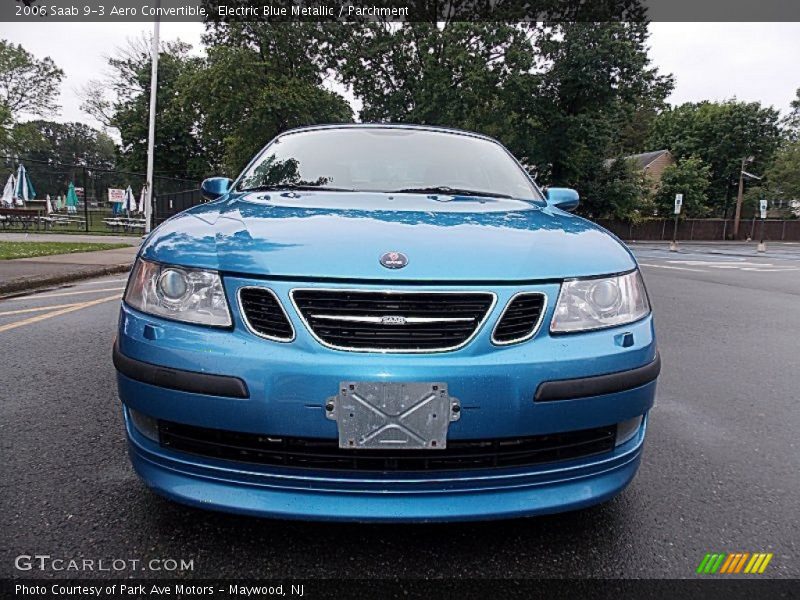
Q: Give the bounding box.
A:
[114,124,659,521]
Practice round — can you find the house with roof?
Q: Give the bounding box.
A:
[605,150,675,184]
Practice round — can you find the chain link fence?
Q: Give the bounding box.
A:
[1,156,199,235]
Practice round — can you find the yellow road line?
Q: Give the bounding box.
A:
[0,294,120,333]
[0,302,83,316]
[6,286,124,301]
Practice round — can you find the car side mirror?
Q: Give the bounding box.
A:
[201,177,233,201]
[546,187,580,212]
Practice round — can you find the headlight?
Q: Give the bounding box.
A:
[124,258,232,327]
[550,270,649,333]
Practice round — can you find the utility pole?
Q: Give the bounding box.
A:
[144,0,160,234]
[732,156,748,240]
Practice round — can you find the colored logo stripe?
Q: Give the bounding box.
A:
[698,552,773,575]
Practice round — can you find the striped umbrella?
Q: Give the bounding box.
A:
[14,164,35,206]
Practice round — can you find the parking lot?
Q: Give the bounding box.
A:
[1,242,798,579]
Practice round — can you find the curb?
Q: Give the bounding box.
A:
[0,263,131,297]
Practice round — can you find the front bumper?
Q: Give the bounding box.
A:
[116,276,658,521]
[125,406,647,522]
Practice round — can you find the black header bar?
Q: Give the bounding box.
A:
[4,0,800,23]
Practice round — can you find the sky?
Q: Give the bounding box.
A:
[1,22,798,134]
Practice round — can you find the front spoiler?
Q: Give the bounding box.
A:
[125,409,648,522]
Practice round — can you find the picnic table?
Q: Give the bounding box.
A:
[43,215,87,230]
[104,217,146,233]
[0,208,44,230]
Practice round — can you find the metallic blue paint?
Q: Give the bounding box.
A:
[117,124,658,521]
[200,177,232,201]
[139,192,635,281]
[546,187,580,212]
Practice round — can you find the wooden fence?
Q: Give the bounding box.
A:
[594,219,800,242]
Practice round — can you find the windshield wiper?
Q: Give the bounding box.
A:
[238,183,355,192]
[390,186,512,199]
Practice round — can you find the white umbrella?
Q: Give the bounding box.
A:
[45,193,53,214]
[1,173,14,206]
[123,185,136,214]
[137,185,147,214]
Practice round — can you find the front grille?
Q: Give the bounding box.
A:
[291,289,495,352]
[159,421,616,472]
[492,293,546,344]
[238,287,294,341]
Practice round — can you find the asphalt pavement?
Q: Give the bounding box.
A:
[1,244,798,579]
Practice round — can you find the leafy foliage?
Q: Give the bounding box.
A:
[581,157,651,222]
[654,156,712,218]
[783,88,800,141]
[328,22,536,134]
[0,102,11,150]
[765,141,800,202]
[647,100,782,212]
[191,23,353,175]
[87,26,353,178]
[327,21,671,220]
[9,120,116,168]
[529,22,672,186]
[83,38,208,180]
[0,40,64,119]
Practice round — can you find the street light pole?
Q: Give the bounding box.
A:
[144,0,160,234]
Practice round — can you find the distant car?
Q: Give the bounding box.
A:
[114,124,659,521]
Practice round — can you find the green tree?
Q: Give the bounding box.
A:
[654,156,712,218]
[580,157,651,222]
[0,102,11,151]
[0,40,64,119]
[647,100,782,213]
[531,21,672,189]
[764,141,800,202]
[9,120,116,168]
[783,88,800,141]
[329,20,671,219]
[190,23,353,174]
[83,37,208,180]
[328,22,537,138]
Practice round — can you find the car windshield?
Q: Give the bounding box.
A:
[236,128,542,200]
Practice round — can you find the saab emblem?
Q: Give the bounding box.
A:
[379,251,408,269]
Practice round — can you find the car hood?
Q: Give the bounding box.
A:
[140,192,636,281]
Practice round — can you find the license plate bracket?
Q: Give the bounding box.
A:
[326,382,460,450]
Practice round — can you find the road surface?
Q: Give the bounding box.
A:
[1,244,798,579]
